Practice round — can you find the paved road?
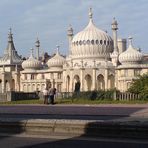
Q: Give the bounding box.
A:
[0,104,148,120]
[0,135,148,148]
[0,104,147,116]
[0,113,124,120]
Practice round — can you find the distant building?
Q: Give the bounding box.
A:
[0,8,147,93]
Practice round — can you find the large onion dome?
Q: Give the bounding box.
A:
[22,48,42,70]
[71,8,113,60]
[119,37,143,65]
[47,46,66,69]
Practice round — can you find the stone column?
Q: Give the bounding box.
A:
[114,69,118,90]
[62,70,66,92]
[80,68,84,92]
[70,69,73,92]
[14,73,18,91]
[2,72,5,93]
[104,68,108,90]
[92,68,96,90]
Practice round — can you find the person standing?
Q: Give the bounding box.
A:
[49,87,56,104]
[43,87,49,104]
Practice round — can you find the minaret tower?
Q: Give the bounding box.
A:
[8,28,13,63]
[67,24,73,55]
[35,38,40,60]
[111,17,119,67]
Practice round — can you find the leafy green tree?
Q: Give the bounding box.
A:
[128,73,148,99]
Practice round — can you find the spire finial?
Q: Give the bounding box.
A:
[89,7,93,19]
[128,36,133,46]
[8,27,13,42]
[30,48,34,57]
[56,45,60,54]
[35,37,40,47]
[9,28,12,34]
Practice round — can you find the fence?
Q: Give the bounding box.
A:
[0,93,7,102]
[59,91,140,101]
[116,92,139,101]
[0,91,39,102]
[0,91,140,102]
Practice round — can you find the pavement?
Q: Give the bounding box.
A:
[0,104,148,139]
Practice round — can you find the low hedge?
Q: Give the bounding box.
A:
[70,89,116,101]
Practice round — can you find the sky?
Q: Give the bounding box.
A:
[0,0,147,57]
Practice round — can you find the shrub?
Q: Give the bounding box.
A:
[128,73,148,100]
[70,89,116,101]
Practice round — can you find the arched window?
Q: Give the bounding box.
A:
[83,40,86,45]
[110,41,113,46]
[23,84,27,92]
[100,40,102,45]
[73,75,80,92]
[107,41,109,45]
[32,84,36,92]
[79,40,82,45]
[97,74,105,90]
[91,40,94,44]
[41,74,45,79]
[87,40,90,45]
[96,40,99,44]
[58,73,61,79]
[84,74,92,91]
[31,74,34,80]
[24,74,27,80]
[104,40,106,45]
[66,75,70,92]
[108,75,115,89]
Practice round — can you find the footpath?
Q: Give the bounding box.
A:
[0,104,148,139]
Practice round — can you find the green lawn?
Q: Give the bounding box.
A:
[0,98,148,105]
[57,98,148,104]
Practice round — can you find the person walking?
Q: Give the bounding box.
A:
[43,87,49,104]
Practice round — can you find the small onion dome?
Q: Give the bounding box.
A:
[111,17,118,30]
[22,48,41,70]
[67,24,73,36]
[47,46,66,68]
[119,37,143,65]
[71,8,113,60]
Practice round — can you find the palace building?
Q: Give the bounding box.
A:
[0,8,147,93]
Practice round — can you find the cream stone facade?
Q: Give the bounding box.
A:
[0,9,147,93]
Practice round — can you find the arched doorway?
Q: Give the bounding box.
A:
[5,80,10,92]
[84,74,92,91]
[37,84,40,91]
[108,74,115,89]
[41,84,45,91]
[28,84,31,92]
[97,74,105,90]
[66,75,70,92]
[74,75,80,92]
[32,84,36,92]
[23,84,27,92]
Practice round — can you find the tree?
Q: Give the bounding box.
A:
[128,73,148,99]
